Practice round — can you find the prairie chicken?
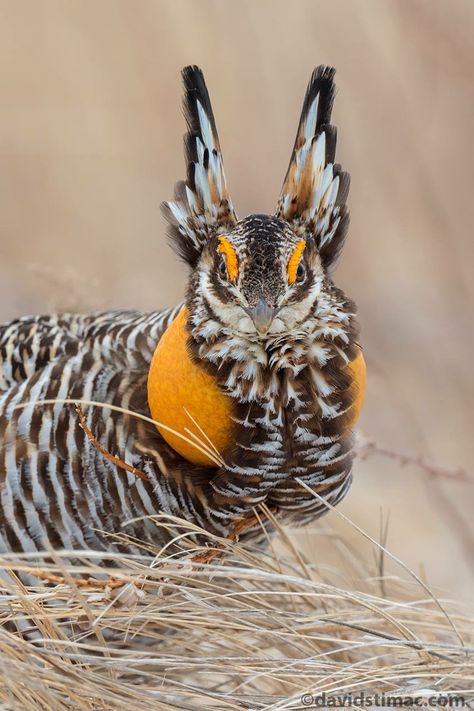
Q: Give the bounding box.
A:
[0,66,365,562]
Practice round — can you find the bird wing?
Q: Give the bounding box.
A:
[0,306,181,392]
[0,313,83,392]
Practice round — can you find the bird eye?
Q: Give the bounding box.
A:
[296,262,306,282]
[218,256,228,280]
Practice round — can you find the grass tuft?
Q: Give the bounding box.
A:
[0,512,472,710]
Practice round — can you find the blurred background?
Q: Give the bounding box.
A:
[0,0,472,593]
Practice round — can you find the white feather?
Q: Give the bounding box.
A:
[197,100,214,149]
[303,94,319,141]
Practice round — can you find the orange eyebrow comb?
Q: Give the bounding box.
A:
[217,236,239,282]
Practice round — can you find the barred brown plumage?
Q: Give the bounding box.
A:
[0,65,365,564]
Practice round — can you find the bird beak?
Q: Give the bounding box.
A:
[246,297,277,335]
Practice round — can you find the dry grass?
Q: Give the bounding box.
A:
[1,5,473,705]
[0,504,472,710]
[2,403,473,708]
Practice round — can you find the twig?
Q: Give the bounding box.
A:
[25,569,126,590]
[15,397,224,466]
[356,436,472,483]
[190,507,277,564]
[75,403,148,482]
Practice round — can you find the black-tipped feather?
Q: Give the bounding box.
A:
[162,65,236,267]
[182,65,221,169]
[276,65,350,270]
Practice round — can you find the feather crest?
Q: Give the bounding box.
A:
[276,66,350,269]
[162,66,237,266]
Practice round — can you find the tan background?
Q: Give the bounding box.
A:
[0,0,472,593]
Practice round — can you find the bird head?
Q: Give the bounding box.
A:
[196,214,325,337]
[163,65,350,341]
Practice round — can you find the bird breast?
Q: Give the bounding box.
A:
[147,307,235,465]
[147,307,366,467]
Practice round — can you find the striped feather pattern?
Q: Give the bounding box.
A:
[0,305,211,558]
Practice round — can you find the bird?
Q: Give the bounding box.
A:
[0,65,365,564]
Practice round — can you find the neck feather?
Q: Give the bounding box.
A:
[186,286,359,405]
